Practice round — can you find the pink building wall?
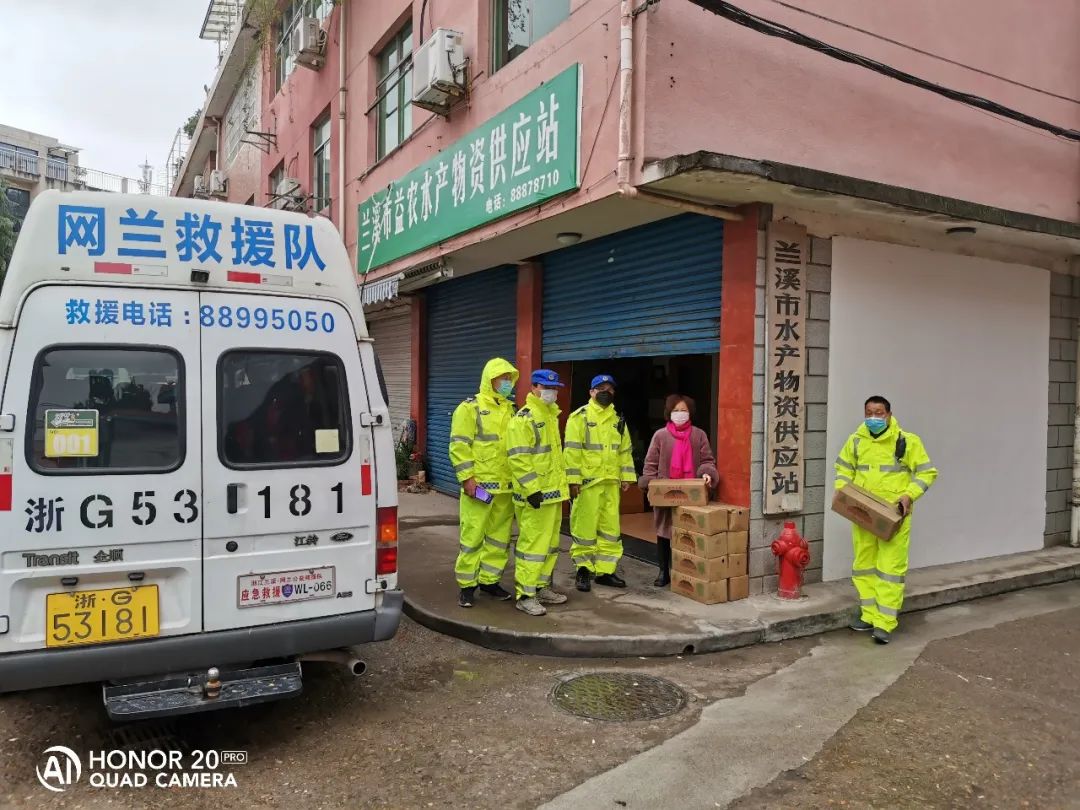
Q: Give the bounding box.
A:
[641,0,1080,222]
[255,0,1079,277]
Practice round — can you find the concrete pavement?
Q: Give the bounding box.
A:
[540,581,1080,809]
[399,491,1080,658]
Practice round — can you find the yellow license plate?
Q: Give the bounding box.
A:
[45,585,159,648]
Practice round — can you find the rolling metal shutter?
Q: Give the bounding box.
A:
[368,303,412,443]
[542,214,724,360]
[426,266,518,494]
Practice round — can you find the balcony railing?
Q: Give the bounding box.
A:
[0,149,41,176]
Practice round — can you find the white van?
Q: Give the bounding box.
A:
[0,191,401,718]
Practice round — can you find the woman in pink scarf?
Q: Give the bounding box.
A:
[638,395,719,586]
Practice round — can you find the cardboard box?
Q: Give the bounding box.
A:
[672,528,729,559]
[674,504,730,534]
[648,479,710,507]
[832,484,903,540]
[672,549,728,581]
[726,530,749,556]
[671,571,728,604]
[717,504,750,532]
[728,575,749,601]
[727,553,747,577]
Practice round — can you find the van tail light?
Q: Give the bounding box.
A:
[376,506,398,575]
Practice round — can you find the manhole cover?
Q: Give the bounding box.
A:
[550,672,687,722]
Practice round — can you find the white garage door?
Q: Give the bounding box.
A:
[825,238,1049,580]
[368,303,413,443]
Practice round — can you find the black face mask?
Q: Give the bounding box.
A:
[595,391,614,407]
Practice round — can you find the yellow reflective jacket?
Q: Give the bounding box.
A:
[507,392,569,504]
[564,400,636,489]
[834,419,938,505]
[447,357,519,491]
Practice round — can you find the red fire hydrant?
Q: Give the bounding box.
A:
[771,521,810,599]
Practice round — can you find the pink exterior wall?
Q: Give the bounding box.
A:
[641,0,1080,223]
[221,136,264,206]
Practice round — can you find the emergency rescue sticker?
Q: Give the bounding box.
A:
[44,410,99,458]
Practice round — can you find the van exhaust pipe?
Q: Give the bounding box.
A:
[299,648,367,676]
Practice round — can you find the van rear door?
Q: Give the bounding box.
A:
[198,292,377,631]
[0,285,203,652]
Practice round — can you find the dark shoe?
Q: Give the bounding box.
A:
[478,582,513,601]
[654,538,672,587]
[849,618,873,632]
[458,587,476,608]
[595,573,627,589]
[576,567,592,592]
[872,628,892,644]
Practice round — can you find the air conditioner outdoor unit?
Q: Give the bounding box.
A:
[411,28,466,115]
[192,175,209,198]
[273,177,305,211]
[292,16,327,70]
[209,169,228,197]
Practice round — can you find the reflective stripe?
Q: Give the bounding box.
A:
[596,554,621,563]
[875,603,899,617]
[455,568,477,578]
[859,598,876,606]
[837,474,853,485]
[450,435,474,445]
[507,446,532,456]
[852,438,861,461]
[520,584,537,595]
[517,472,538,485]
[515,550,548,563]
[531,421,543,448]
[597,530,621,542]
[484,536,509,550]
[584,443,604,451]
[621,466,635,474]
[565,468,582,476]
[459,543,481,554]
[536,445,553,454]
[454,461,475,473]
[916,463,935,472]
[851,568,876,577]
[876,570,905,584]
[879,464,903,472]
[565,441,584,450]
[856,465,870,471]
[479,562,503,575]
[912,479,930,493]
[572,536,597,547]
[610,444,621,450]
[836,456,855,471]
[477,433,500,441]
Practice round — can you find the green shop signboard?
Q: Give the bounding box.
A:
[357,63,582,273]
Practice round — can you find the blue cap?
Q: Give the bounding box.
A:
[531,369,564,387]
[590,374,616,389]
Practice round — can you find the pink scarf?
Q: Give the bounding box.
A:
[666,421,695,479]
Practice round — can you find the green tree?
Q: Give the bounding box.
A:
[0,179,15,287]
[183,109,203,139]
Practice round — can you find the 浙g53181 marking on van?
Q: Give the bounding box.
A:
[0,190,401,719]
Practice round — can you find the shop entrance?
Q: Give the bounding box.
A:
[552,354,717,560]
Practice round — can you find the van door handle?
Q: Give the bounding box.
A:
[227,484,241,514]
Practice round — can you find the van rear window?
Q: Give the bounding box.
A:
[28,347,184,473]
[219,351,350,468]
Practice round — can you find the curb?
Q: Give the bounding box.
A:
[403,557,1080,658]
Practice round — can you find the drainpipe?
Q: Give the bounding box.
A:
[614,1,741,222]
[1071,328,1080,547]
[337,2,347,232]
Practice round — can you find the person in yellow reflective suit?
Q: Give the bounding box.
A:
[506,369,570,617]
[565,374,637,592]
[834,395,938,644]
[449,357,519,608]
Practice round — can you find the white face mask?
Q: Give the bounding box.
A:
[670,411,691,426]
[539,389,558,405]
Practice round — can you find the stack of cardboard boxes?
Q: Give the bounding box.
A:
[647,479,750,605]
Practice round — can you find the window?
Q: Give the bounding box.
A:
[28,347,184,474]
[269,162,286,200]
[224,64,260,165]
[312,116,332,212]
[376,22,414,159]
[275,0,335,93]
[493,0,570,71]
[220,351,350,468]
